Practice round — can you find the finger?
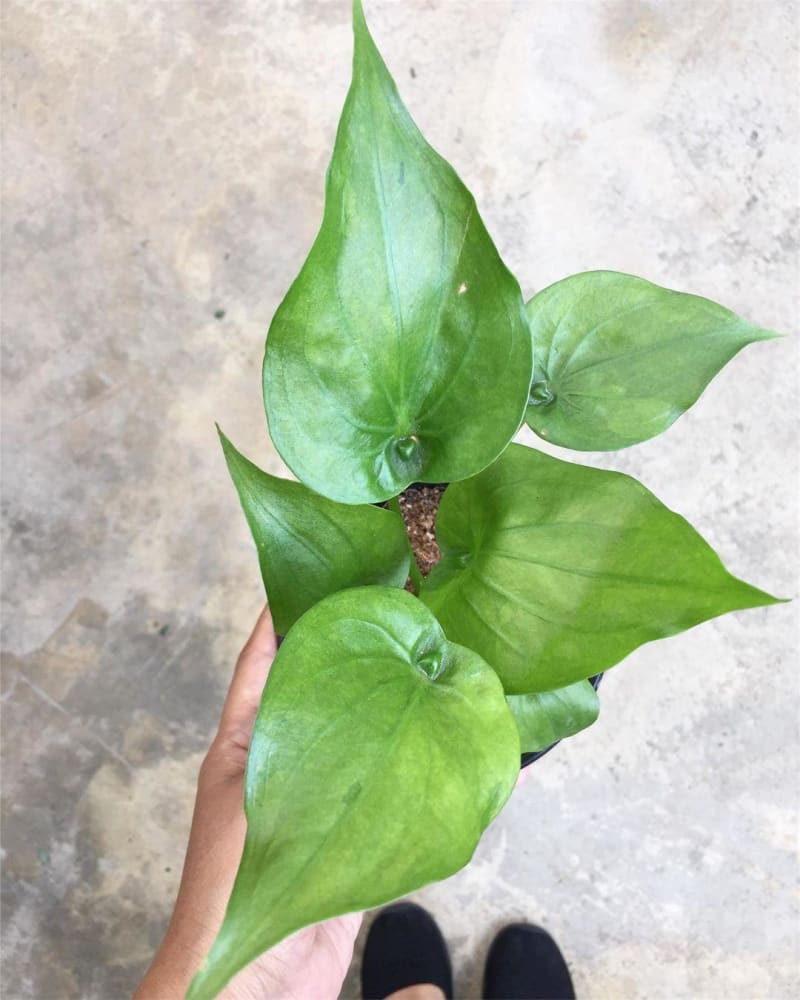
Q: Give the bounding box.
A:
[514,767,532,790]
[238,602,279,664]
[218,604,278,740]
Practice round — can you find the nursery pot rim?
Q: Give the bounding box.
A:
[519,673,603,769]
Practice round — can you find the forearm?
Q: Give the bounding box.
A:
[136,762,244,998]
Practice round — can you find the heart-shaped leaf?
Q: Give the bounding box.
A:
[508,680,599,754]
[262,0,532,504]
[187,587,519,1000]
[219,429,409,634]
[525,270,779,451]
[421,443,781,693]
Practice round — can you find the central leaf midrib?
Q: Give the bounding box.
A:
[562,326,729,383]
[365,73,407,414]
[275,679,427,915]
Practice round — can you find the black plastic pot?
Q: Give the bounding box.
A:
[519,673,603,769]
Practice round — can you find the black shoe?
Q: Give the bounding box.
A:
[361,902,453,999]
[483,923,575,1000]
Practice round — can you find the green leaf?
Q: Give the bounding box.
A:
[219,428,409,634]
[508,680,599,754]
[421,443,781,693]
[187,586,519,1000]
[262,0,532,504]
[524,270,779,451]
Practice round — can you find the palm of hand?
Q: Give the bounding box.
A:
[221,914,362,1000]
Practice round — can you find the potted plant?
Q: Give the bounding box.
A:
[187,3,783,997]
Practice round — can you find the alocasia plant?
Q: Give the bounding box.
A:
[187,3,783,996]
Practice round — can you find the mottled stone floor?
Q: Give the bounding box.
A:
[2,2,798,998]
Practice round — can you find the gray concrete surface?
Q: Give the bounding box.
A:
[2,1,798,997]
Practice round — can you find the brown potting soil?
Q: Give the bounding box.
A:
[397,484,447,586]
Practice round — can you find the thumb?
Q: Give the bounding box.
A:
[217,604,278,749]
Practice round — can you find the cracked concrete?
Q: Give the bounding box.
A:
[2,1,798,998]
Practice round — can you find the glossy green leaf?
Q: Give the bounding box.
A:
[525,270,779,451]
[508,680,599,754]
[421,443,781,693]
[219,429,409,634]
[262,0,532,504]
[187,587,519,1000]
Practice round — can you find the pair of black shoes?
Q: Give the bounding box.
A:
[361,902,575,1000]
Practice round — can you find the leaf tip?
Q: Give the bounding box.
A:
[764,592,792,606]
[216,423,236,462]
[737,581,791,612]
[755,326,786,343]
[352,0,369,43]
[351,0,386,78]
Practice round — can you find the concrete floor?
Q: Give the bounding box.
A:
[2,1,798,997]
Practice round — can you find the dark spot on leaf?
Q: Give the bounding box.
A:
[342,781,362,807]
[409,66,416,78]
[214,309,226,320]
[159,624,170,637]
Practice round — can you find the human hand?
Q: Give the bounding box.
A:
[135,605,362,1000]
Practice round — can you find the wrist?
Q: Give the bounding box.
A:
[135,961,188,999]
[135,923,206,999]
